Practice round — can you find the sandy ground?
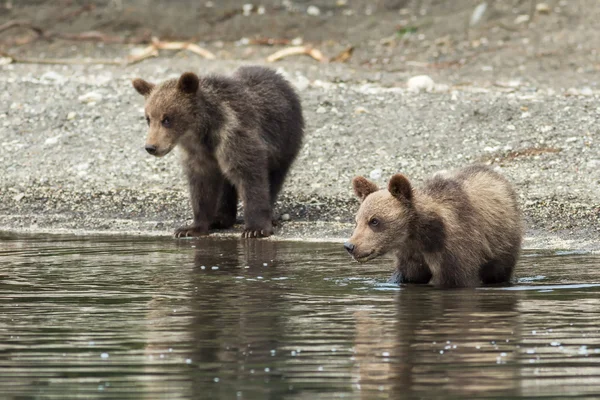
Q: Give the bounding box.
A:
[0,0,598,250]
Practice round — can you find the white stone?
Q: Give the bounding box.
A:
[78,91,103,104]
[242,4,253,16]
[369,169,382,179]
[40,71,65,83]
[407,75,435,93]
[44,135,61,146]
[307,5,321,16]
[514,14,530,24]
[293,75,310,91]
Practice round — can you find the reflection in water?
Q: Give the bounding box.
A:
[352,289,522,398]
[1,234,600,399]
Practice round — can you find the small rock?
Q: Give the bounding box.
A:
[316,106,327,114]
[293,75,310,91]
[40,71,65,83]
[536,3,550,14]
[540,125,553,133]
[587,160,600,169]
[407,75,434,93]
[281,213,291,221]
[242,4,253,16]
[78,92,103,104]
[75,163,90,171]
[369,169,382,179]
[13,193,25,202]
[44,135,62,146]
[469,2,487,26]
[506,124,516,131]
[67,112,76,120]
[565,137,578,143]
[514,14,530,24]
[307,5,320,16]
[291,37,304,46]
[354,106,368,114]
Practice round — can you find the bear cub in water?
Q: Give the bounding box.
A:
[344,165,523,288]
[132,66,304,238]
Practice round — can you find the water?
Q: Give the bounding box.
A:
[1,233,600,399]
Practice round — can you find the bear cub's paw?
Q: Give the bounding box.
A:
[174,224,209,238]
[241,226,274,239]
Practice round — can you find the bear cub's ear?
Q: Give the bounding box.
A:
[352,176,379,202]
[388,174,413,202]
[178,72,200,94]
[132,78,155,97]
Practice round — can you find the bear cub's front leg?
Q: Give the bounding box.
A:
[174,173,222,238]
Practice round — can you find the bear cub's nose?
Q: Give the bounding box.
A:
[343,242,355,254]
[145,145,157,155]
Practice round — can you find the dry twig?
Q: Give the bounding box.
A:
[266,46,325,63]
[330,46,354,63]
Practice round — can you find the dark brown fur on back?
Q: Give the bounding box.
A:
[346,165,523,288]
[132,66,304,238]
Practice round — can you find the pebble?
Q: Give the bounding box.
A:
[40,71,66,83]
[536,3,551,14]
[67,112,76,120]
[242,4,253,16]
[369,169,382,179]
[307,5,321,16]
[514,15,530,24]
[44,135,62,147]
[293,75,310,92]
[407,75,434,93]
[281,213,291,221]
[469,2,487,26]
[78,92,103,104]
[316,106,327,114]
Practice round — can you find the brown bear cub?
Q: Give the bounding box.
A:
[132,66,304,238]
[344,165,523,288]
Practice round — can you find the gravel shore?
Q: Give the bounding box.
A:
[0,1,598,250]
[0,57,598,250]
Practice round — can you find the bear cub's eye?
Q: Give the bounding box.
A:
[145,116,150,126]
[369,218,380,227]
[161,116,171,128]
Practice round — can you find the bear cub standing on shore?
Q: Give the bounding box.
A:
[132,66,304,238]
[344,165,523,288]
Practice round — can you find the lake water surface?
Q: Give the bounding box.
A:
[1,233,600,399]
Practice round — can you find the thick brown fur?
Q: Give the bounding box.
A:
[346,165,523,288]
[132,66,304,238]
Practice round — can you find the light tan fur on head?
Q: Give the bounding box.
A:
[132,73,201,157]
[348,175,415,262]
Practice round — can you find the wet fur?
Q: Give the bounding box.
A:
[133,66,304,238]
[349,165,523,288]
